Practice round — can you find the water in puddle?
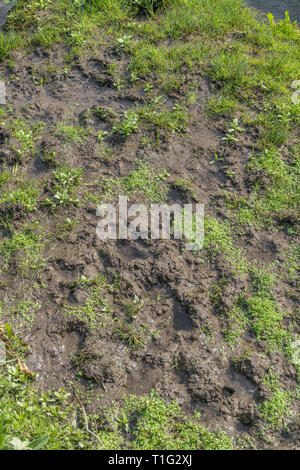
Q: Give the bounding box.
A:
[0,1,15,27]
[247,0,299,23]
[225,367,257,402]
[173,300,193,331]
[117,241,149,260]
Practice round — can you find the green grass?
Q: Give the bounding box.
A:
[224,301,249,346]
[31,25,62,48]
[0,180,40,212]
[224,286,294,359]
[203,224,296,357]
[206,91,239,118]
[259,372,293,430]
[92,105,117,121]
[0,365,89,450]
[246,296,291,351]
[56,122,87,143]
[140,102,189,133]
[106,391,234,450]
[225,146,300,227]
[0,31,21,60]
[98,161,169,203]
[112,110,139,137]
[0,365,235,450]
[276,243,300,281]
[203,216,249,274]
[123,161,169,200]
[64,282,113,328]
[128,38,213,87]
[44,166,83,206]
[114,320,145,349]
[0,295,41,331]
[0,225,46,274]
[4,118,44,158]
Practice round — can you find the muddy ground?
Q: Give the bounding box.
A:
[0,3,299,451]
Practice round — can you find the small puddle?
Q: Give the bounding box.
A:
[126,354,190,400]
[247,0,300,23]
[0,1,15,27]
[117,241,149,260]
[63,331,82,359]
[126,365,161,395]
[224,367,257,402]
[173,300,193,331]
[149,285,169,302]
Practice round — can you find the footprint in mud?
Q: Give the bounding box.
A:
[126,366,161,395]
[224,367,257,403]
[173,301,193,331]
[117,241,149,260]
